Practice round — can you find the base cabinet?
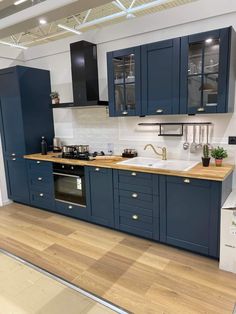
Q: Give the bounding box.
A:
[5,157,30,204]
[87,167,114,227]
[159,175,232,258]
[113,169,160,240]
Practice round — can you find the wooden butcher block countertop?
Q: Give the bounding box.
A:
[24,152,234,182]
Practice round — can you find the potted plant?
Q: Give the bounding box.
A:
[211,146,228,167]
[202,144,211,167]
[50,91,60,104]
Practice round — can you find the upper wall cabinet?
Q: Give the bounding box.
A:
[141,38,180,115]
[180,27,235,114]
[107,47,141,116]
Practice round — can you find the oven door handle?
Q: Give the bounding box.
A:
[53,172,82,178]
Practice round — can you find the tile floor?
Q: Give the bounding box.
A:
[0,252,119,314]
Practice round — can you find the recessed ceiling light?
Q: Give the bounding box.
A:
[58,24,82,35]
[0,40,28,50]
[126,13,135,19]
[205,38,213,44]
[39,19,47,25]
[14,0,28,5]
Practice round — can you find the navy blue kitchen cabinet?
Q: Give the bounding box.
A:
[159,174,232,258]
[0,66,54,204]
[28,160,55,211]
[180,27,235,114]
[141,38,180,115]
[113,169,160,240]
[107,47,141,116]
[87,166,114,227]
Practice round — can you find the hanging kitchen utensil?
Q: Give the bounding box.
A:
[183,125,189,150]
[206,125,213,149]
[197,125,203,149]
[190,125,197,153]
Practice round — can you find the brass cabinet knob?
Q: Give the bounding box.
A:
[37,161,41,164]
[68,205,73,209]
[156,109,163,113]
[11,153,16,156]
[132,214,139,220]
[38,177,43,181]
[122,111,128,115]
[131,172,137,176]
[39,193,44,197]
[95,168,100,171]
[12,158,16,161]
[184,178,190,184]
[132,193,138,198]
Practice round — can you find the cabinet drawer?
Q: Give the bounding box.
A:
[118,170,152,180]
[118,182,153,194]
[29,171,54,192]
[28,160,52,172]
[119,173,153,187]
[118,210,153,239]
[167,176,210,188]
[30,191,55,211]
[118,203,153,217]
[55,201,88,220]
[119,189,153,202]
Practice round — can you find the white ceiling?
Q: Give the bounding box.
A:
[0,0,198,48]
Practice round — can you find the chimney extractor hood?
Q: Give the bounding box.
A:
[68,40,107,107]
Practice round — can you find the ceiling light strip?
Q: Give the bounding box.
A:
[0,40,28,49]
[58,24,82,35]
[14,0,28,5]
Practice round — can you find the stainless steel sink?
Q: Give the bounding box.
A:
[117,157,199,171]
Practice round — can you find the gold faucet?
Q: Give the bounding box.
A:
[144,144,167,160]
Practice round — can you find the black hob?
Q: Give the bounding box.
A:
[57,151,105,160]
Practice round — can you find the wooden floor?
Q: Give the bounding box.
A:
[0,203,235,314]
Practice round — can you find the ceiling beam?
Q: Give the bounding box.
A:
[0,0,111,39]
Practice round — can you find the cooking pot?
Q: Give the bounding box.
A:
[62,145,76,154]
[75,145,89,153]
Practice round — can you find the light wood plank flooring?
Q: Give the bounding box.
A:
[0,203,235,314]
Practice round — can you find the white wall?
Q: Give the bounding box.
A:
[0,48,24,206]
[23,0,236,185]
[1,0,236,206]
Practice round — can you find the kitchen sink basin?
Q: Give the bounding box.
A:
[117,157,199,171]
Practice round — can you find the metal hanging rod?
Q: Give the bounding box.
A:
[138,122,213,137]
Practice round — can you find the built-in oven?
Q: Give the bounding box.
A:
[53,163,86,206]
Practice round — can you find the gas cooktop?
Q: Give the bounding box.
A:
[56,151,105,161]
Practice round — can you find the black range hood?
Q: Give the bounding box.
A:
[54,40,108,108]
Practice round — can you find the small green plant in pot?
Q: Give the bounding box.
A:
[50,91,60,104]
[202,144,211,167]
[211,146,228,167]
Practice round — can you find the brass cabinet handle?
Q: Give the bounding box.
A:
[11,153,16,156]
[95,168,100,172]
[122,111,128,115]
[37,161,41,164]
[132,193,138,198]
[184,178,190,184]
[131,172,137,176]
[12,158,16,161]
[197,107,205,112]
[38,177,43,181]
[132,214,139,220]
[156,109,163,113]
[68,205,73,209]
[39,193,44,197]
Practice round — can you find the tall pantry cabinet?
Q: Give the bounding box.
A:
[0,66,54,204]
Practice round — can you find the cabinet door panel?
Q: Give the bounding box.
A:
[160,176,212,255]
[5,157,29,204]
[141,38,180,115]
[180,27,232,114]
[88,167,114,227]
[107,47,141,117]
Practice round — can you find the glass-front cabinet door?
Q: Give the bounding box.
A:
[107,47,141,116]
[180,27,234,114]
